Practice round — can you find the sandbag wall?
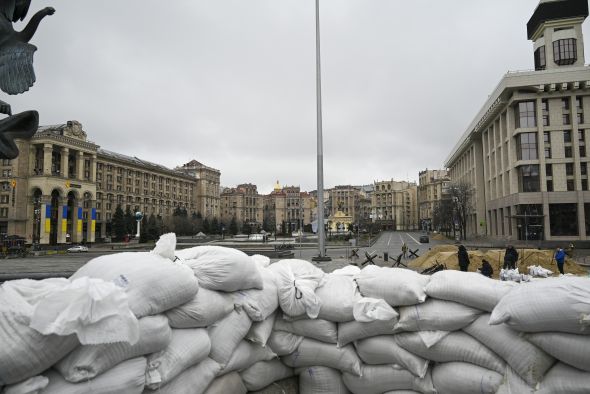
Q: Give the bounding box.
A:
[0,236,589,394]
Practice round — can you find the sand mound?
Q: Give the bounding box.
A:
[409,245,588,279]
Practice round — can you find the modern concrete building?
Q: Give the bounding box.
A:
[445,0,590,241]
[418,169,450,231]
[6,121,220,245]
[371,180,418,231]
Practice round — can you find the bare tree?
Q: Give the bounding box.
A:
[448,181,474,241]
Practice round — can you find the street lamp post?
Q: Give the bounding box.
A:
[312,0,330,262]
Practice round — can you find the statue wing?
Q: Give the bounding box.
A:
[0,42,36,95]
[13,0,31,22]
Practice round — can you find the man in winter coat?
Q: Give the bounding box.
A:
[480,259,493,278]
[554,247,566,275]
[503,245,518,270]
[457,244,469,272]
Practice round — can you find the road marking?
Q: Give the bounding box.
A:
[387,233,392,246]
[406,233,420,245]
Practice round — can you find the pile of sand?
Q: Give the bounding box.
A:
[431,233,447,241]
[409,245,588,279]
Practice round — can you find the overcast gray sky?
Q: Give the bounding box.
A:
[8,0,590,194]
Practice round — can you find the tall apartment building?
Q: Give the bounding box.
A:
[263,182,313,234]
[372,180,418,231]
[445,0,590,241]
[175,160,220,219]
[220,183,263,232]
[5,121,220,245]
[418,169,450,231]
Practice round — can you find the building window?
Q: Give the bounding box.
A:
[567,179,575,191]
[566,163,574,176]
[564,130,572,143]
[534,46,546,70]
[544,147,551,158]
[581,162,588,176]
[542,100,549,126]
[0,208,7,218]
[581,146,587,157]
[516,133,538,160]
[0,195,8,204]
[583,179,588,191]
[565,146,573,158]
[518,165,540,192]
[546,180,553,191]
[546,163,552,176]
[516,101,536,128]
[550,203,578,236]
[553,38,577,65]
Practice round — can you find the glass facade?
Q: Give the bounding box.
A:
[518,165,540,192]
[550,203,578,236]
[534,46,546,70]
[553,38,577,65]
[516,132,538,160]
[516,101,536,128]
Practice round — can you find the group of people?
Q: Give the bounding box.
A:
[456,243,568,277]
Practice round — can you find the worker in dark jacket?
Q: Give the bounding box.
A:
[503,245,518,270]
[480,259,493,278]
[458,244,470,272]
[555,247,566,275]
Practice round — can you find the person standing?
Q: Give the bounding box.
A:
[458,244,470,272]
[401,242,408,259]
[503,245,518,270]
[555,247,566,275]
[480,259,493,278]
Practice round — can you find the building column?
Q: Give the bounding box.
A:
[543,201,551,241]
[90,154,97,182]
[43,144,53,176]
[39,197,52,245]
[29,145,36,176]
[57,205,68,244]
[71,204,84,243]
[76,151,84,181]
[60,147,69,179]
[577,194,585,239]
[87,202,97,243]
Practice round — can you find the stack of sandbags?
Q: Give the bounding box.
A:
[2,236,589,394]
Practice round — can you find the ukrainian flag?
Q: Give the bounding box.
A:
[91,208,96,233]
[45,205,51,233]
[77,207,83,233]
[62,206,68,234]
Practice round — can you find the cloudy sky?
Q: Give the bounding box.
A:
[8,0,590,194]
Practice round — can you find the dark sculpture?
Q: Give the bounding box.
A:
[0,1,55,158]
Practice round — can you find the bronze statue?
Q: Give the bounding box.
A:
[0,1,55,158]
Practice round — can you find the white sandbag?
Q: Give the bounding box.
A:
[463,314,554,386]
[490,276,590,334]
[220,340,276,374]
[535,362,590,394]
[297,366,350,394]
[416,330,450,348]
[70,251,198,318]
[331,265,361,276]
[425,270,515,311]
[203,372,246,394]
[43,357,146,394]
[431,362,503,394]
[177,245,263,292]
[495,366,535,394]
[395,331,505,374]
[527,332,590,372]
[56,315,171,382]
[342,365,435,394]
[0,282,79,385]
[353,297,398,323]
[246,311,276,346]
[396,298,482,332]
[382,391,421,394]
[499,268,531,283]
[315,274,359,322]
[208,308,252,367]
[145,328,211,390]
[145,358,220,394]
[282,338,362,376]
[240,359,294,391]
[354,335,429,378]
[165,288,234,328]
[251,254,271,269]
[232,268,278,321]
[274,317,337,344]
[268,259,326,319]
[354,266,429,307]
[338,318,398,347]
[25,277,139,345]
[527,265,553,278]
[267,330,304,356]
[2,376,48,394]
[151,233,176,261]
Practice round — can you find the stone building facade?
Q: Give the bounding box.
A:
[220,183,263,233]
[372,180,418,231]
[418,169,450,231]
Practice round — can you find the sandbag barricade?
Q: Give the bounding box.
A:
[0,236,587,393]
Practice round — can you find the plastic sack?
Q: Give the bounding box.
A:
[425,270,516,312]
[208,308,252,368]
[148,358,220,394]
[151,233,176,261]
[495,366,535,394]
[2,376,48,394]
[203,372,246,394]
[338,317,398,347]
[416,330,450,348]
[177,245,263,292]
[267,330,304,356]
[165,288,234,328]
[490,276,590,334]
[240,359,293,392]
[245,311,276,346]
[274,317,338,344]
[145,328,211,390]
[354,266,429,307]
[251,254,271,269]
[269,259,326,319]
[499,268,530,283]
[527,265,553,278]
[353,297,399,323]
[342,365,435,394]
[70,252,198,318]
[354,335,429,378]
[527,332,590,372]
[535,363,590,394]
[282,338,362,376]
[315,274,360,322]
[219,340,276,375]
[28,276,139,345]
[432,362,502,394]
[396,298,482,332]
[297,366,350,394]
[395,331,505,374]
[56,315,170,382]
[231,268,278,322]
[42,357,146,394]
[331,265,361,276]
[463,314,554,386]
